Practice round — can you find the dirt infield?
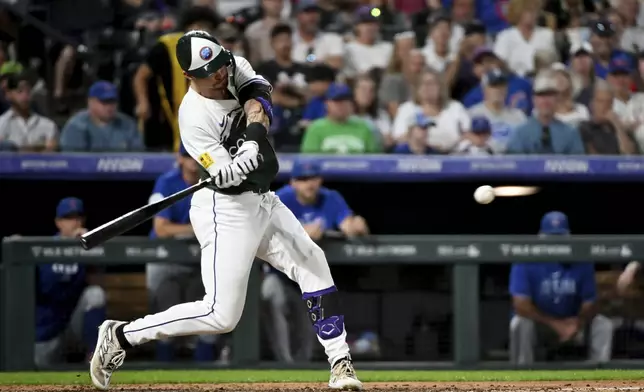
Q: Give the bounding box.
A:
[3,381,644,392]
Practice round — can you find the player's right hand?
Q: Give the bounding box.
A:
[214,163,246,189]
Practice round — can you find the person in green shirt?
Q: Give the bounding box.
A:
[301,83,381,154]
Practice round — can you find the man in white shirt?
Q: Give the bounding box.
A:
[468,69,527,152]
[0,73,57,151]
[343,6,393,78]
[291,0,344,70]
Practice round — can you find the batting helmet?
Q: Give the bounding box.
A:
[175,30,234,79]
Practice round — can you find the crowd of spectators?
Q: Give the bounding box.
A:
[2,0,644,156]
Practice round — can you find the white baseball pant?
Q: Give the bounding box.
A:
[121,190,350,365]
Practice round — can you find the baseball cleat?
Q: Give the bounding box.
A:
[89,320,127,390]
[328,356,363,390]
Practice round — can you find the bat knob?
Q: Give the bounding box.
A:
[79,235,90,250]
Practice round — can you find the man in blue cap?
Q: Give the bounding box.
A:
[34,197,106,367]
[392,113,441,155]
[260,160,369,363]
[59,81,143,152]
[147,143,217,362]
[509,211,613,365]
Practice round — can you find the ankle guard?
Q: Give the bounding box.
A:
[303,287,344,340]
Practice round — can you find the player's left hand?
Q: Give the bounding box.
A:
[233,141,262,175]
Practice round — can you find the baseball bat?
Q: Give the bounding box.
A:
[79,177,213,250]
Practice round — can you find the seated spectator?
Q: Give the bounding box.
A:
[606,54,637,118]
[302,84,380,154]
[552,66,590,128]
[579,81,637,155]
[344,6,393,79]
[35,198,106,367]
[607,6,644,54]
[493,0,555,78]
[421,12,456,73]
[509,211,613,365]
[568,42,595,98]
[506,70,584,154]
[378,47,426,119]
[301,64,336,124]
[588,19,625,80]
[0,73,57,152]
[147,144,216,362]
[393,113,442,155]
[453,116,496,155]
[60,81,143,152]
[462,47,534,114]
[444,20,489,102]
[393,69,470,151]
[257,24,308,149]
[245,0,286,66]
[468,69,527,152]
[353,74,392,149]
[291,0,344,69]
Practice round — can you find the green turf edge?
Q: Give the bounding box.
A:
[1,370,644,385]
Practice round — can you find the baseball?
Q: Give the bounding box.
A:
[474,185,495,204]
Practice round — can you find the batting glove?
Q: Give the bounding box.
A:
[214,163,246,189]
[233,141,262,175]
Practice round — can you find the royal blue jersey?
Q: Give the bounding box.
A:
[509,262,596,319]
[36,235,87,342]
[149,168,192,238]
[276,185,352,231]
[463,75,533,114]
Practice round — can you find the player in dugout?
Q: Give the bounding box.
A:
[258,161,370,362]
[147,143,217,361]
[509,211,613,365]
[35,197,106,368]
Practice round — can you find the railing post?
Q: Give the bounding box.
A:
[1,240,35,370]
[452,263,479,366]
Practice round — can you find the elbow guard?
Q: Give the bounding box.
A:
[239,82,274,124]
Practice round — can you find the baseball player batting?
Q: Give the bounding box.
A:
[89,30,362,391]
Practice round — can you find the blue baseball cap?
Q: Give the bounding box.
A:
[325,83,352,101]
[482,69,508,86]
[608,55,633,75]
[297,0,319,12]
[540,211,569,235]
[291,161,321,178]
[414,112,434,129]
[56,197,85,218]
[471,116,491,134]
[355,6,378,23]
[472,46,497,63]
[88,80,118,101]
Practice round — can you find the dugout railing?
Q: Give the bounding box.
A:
[1,235,643,371]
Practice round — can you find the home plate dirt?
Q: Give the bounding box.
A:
[4,381,644,392]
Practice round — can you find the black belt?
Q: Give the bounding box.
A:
[215,184,269,195]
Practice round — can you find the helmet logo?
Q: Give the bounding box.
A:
[200,46,213,61]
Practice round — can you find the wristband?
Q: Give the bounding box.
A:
[245,122,268,143]
[255,97,273,125]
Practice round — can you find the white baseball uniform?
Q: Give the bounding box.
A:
[119,56,351,365]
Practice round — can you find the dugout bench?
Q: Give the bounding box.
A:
[2,235,644,371]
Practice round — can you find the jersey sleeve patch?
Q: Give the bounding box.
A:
[198,152,214,169]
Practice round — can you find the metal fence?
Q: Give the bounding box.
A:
[2,235,643,371]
